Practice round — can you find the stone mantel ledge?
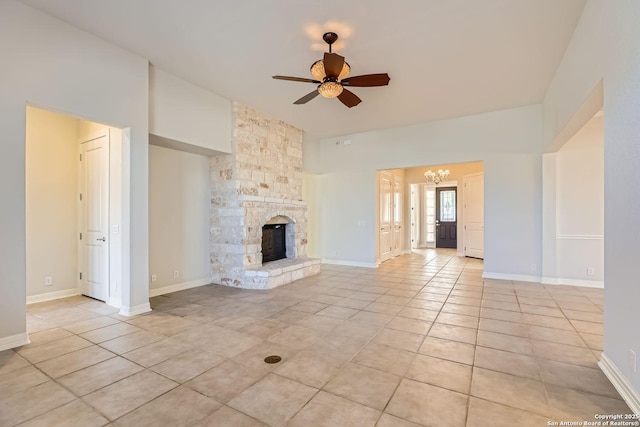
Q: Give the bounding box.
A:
[238,194,307,206]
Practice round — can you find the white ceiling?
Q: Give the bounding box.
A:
[21,0,586,138]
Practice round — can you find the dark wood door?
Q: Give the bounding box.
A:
[436,187,457,248]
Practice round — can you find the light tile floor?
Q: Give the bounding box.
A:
[1,249,631,426]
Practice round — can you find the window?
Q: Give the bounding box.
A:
[440,190,456,222]
[425,189,435,243]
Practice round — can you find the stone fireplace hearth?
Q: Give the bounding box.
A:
[209,104,320,289]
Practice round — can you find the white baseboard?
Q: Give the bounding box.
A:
[119,302,152,317]
[0,332,30,351]
[457,251,464,257]
[26,288,79,305]
[541,276,604,288]
[321,259,379,268]
[599,353,640,414]
[482,272,541,283]
[148,278,211,298]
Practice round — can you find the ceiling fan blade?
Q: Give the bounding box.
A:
[323,52,345,78]
[273,75,320,83]
[294,90,320,105]
[337,88,362,108]
[342,73,391,87]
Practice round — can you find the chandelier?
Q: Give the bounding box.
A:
[424,169,450,184]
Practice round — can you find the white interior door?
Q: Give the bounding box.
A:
[80,133,110,301]
[392,175,404,256]
[379,172,393,262]
[464,172,484,259]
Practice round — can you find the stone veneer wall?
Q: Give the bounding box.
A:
[210,103,310,287]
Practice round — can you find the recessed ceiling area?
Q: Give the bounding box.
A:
[20,0,586,138]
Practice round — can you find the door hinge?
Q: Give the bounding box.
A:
[79,193,83,201]
[79,153,83,161]
[79,232,83,240]
[79,272,83,280]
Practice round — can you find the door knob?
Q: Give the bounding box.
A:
[96,237,106,242]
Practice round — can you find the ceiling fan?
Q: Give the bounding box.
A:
[272,32,391,108]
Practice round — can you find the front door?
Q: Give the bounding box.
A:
[436,187,457,249]
[80,133,110,301]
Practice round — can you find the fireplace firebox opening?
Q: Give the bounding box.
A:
[261,216,296,264]
[262,224,286,263]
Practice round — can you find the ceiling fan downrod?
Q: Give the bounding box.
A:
[322,32,338,53]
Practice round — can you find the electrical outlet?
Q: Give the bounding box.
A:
[44,276,53,286]
[531,264,537,271]
[151,274,157,282]
[587,267,595,276]
[629,349,637,373]
[173,270,179,278]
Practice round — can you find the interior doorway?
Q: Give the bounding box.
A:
[404,161,484,259]
[25,106,124,307]
[543,109,604,286]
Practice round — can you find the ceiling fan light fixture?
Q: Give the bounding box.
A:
[310,60,326,81]
[311,60,350,82]
[337,62,351,81]
[318,81,344,98]
[273,31,389,107]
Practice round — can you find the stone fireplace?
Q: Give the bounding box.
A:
[209,104,320,289]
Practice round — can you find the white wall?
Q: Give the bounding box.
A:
[601,0,640,401]
[0,0,149,348]
[149,145,211,293]
[150,66,232,156]
[25,107,79,299]
[542,0,640,406]
[304,105,542,278]
[542,0,603,151]
[555,114,603,283]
